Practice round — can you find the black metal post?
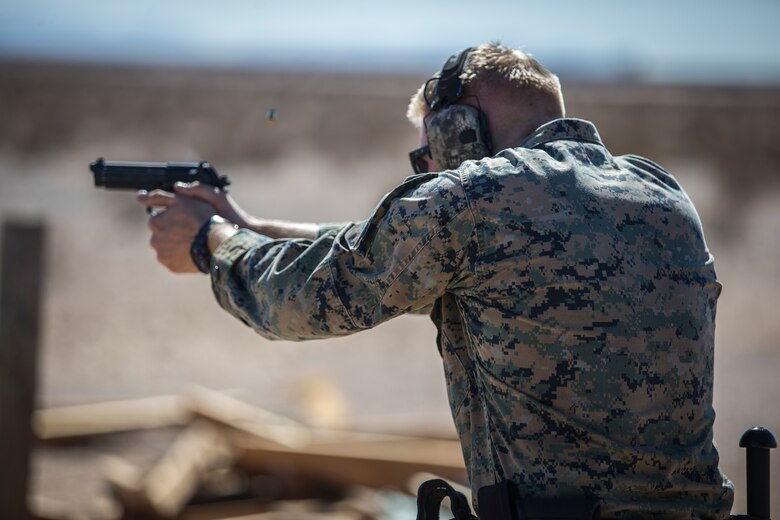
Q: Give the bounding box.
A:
[739,426,777,520]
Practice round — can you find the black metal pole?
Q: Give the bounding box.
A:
[739,426,777,520]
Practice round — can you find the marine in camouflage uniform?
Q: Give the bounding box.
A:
[209,117,734,518]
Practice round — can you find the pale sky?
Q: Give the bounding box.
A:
[1,0,779,83]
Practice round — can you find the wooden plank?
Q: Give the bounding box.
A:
[217,510,361,520]
[104,420,235,519]
[101,455,149,513]
[188,387,311,449]
[189,499,364,520]
[190,388,469,491]
[345,413,459,440]
[33,395,190,442]
[28,494,93,520]
[180,500,273,520]
[0,219,46,520]
[235,436,467,490]
[189,387,448,449]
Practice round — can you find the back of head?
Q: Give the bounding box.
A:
[407,43,565,155]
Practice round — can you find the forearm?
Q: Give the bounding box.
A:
[243,217,319,240]
[204,190,322,240]
[208,218,338,254]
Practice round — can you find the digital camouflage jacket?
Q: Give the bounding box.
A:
[210,118,734,518]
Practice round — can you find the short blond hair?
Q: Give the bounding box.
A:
[406,43,564,128]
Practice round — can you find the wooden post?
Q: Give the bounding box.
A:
[0,219,46,520]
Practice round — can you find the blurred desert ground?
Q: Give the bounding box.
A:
[0,60,779,514]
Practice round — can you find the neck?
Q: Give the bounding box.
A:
[493,114,561,151]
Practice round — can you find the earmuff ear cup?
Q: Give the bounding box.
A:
[427,104,491,171]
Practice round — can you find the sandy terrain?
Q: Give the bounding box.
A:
[1,61,778,516]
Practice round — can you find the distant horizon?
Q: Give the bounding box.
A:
[4,52,779,89]
[2,1,779,85]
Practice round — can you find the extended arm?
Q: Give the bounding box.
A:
[208,172,474,340]
[136,174,473,339]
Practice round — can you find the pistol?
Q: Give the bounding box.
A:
[90,158,230,192]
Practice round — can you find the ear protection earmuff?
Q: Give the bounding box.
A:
[425,47,492,170]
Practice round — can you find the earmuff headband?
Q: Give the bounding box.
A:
[429,47,475,111]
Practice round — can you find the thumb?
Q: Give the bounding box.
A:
[174,181,221,204]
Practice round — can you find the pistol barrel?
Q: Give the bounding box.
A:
[90,158,230,191]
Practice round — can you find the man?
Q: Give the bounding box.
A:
[139,43,734,518]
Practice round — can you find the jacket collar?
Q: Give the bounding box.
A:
[520,118,603,149]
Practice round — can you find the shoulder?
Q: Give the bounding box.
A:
[346,171,473,255]
[377,171,469,219]
[615,154,682,192]
[455,148,561,200]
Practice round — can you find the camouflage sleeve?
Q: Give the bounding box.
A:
[210,172,474,341]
